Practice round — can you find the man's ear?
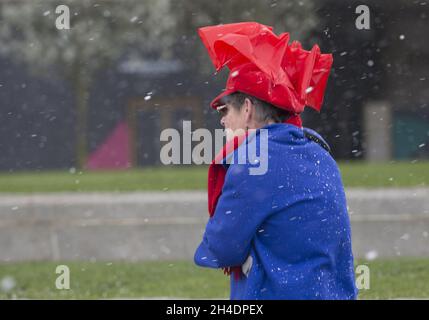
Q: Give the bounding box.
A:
[244,98,253,122]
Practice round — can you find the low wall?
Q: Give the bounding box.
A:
[0,189,428,262]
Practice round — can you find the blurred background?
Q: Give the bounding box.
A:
[0,0,428,299]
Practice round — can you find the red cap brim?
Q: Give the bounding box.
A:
[210,89,236,109]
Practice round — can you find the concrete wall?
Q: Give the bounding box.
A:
[0,189,428,262]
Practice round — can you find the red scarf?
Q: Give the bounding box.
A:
[207,115,302,280]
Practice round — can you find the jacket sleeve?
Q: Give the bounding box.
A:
[194,163,273,268]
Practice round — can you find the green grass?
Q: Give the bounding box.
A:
[0,161,428,193]
[357,258,429,299]
[338,160,428,188]
[0,260,229,299]
[0,166,209,193]
[0,258,428,299]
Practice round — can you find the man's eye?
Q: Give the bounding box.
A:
[218,106,228,116]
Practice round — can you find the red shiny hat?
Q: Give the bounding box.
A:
[198,22,333,114]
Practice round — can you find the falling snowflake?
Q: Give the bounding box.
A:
[231,71,240,77]
[365,250,378,261]
[0,276,16,292]
[400,233,410,241]
[305,86,314,94]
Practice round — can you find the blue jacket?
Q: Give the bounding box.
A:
[194,123,358,300]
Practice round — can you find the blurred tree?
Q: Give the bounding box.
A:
[0,0,176,168]
[0,0,319,168]
[173,0,319,75]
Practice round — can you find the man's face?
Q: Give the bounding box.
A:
[217,102,248,139]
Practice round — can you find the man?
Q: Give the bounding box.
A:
[194,22,357,300]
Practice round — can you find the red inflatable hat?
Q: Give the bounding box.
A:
[198,22,333,114]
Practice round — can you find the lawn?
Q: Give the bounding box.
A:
[1,162,427,300]
[0,258,428,299]
[0,161,428,193]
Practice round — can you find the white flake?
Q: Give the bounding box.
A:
[400,233,410,241]
[1,276,16,292]
[305,86,314,94]
[231,71,239,78]
[365,250,378,261]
